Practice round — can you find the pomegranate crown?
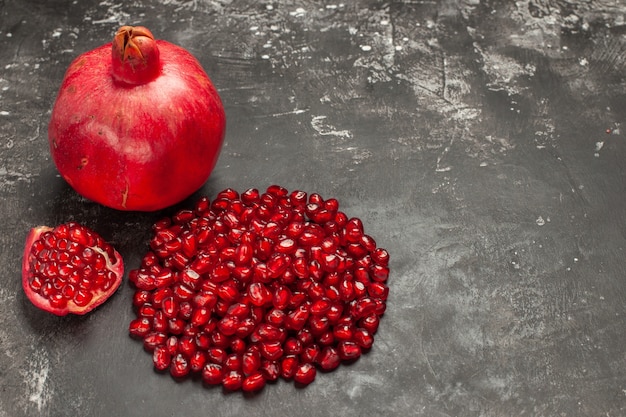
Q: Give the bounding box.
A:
[111,25,161,85]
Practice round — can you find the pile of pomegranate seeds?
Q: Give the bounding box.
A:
[129,186,390,391]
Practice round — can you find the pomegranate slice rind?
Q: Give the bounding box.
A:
[22,223,124,316]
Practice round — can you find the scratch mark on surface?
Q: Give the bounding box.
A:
[269,108,308,117]
[435,136,455,172]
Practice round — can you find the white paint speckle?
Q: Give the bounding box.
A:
[289,7,306,17]
[536,216,546,226]
[360,45,372,52]
[21,349,52,414]
[311,115,352,138]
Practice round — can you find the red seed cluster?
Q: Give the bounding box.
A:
[128,186,390,391]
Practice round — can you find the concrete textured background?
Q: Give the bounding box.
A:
[1,0,625,416]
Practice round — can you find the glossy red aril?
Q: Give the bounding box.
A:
[48,26,225,211]
[129,186,390,391]
[22,222,124,316]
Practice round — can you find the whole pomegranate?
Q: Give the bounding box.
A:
[22,222,124,316]
[48,26,226,211]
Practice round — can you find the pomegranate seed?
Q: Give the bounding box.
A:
[371,248,390,266]
[178,336,196,357]
[284,337,303,355]
[129,317,152,338]
[241,188,260,205]
[218,281,239,303]
[138,303,157,318]
[152,311,168,332]
[190,351,206,372]
[224,353,243,372]
[371,264,390,282]
[265,308,286,326]
[227,302,250,319]
[153,345,171,371]
[230,337,247,354]
[259,359,280,381]
[327,303,343,323]
[296,328,315,347]
[143,332,167,351]
[222,370,244,391]
[273,285,291,310]
[161,296,178,318]
[235,317,256,339]
[267,184,288,197]
[359,314,380,334]
[217,316,240,336]
[294,362,316,385]
[191,306,211,327]
[168,317,185,335]
[280,355,298,379]
[353,328,374,349]
[211,264,231,283]
[206,347,227,365]
[318,330,334,346]
[310,298,332,315]
[179,268,200,290]
[338,341,361,361]
[178,301,193,320]
[242,348,262,375]
[285,303,310,331]
[260,341,284,361]
[170,353,190,378]
[333,322,354,341]
[242,372,266,392]
[254,323,283,343]
[235,242,254,265]
[318,346,341,371]
[300,344,320,364]
[202,363,224,385]
[133,290,151,307]
[275,238,296,254]
[308,315,330,336]
[129,186,390,391]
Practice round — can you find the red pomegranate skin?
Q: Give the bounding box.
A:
[48,26,226,211]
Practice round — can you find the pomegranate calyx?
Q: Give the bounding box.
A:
[111,25,160,85]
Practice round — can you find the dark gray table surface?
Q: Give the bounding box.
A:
[1,1,625,416]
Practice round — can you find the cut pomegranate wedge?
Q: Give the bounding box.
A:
[129,186,390,391]
[22,222,124,316]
